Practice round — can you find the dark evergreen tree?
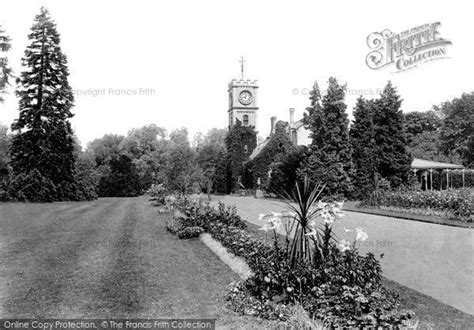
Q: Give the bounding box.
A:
[349,97,377,199]
[224,120,257,193]
[10,7,77,201]
[0,24,13,103]
[303,78,353,197]
[98,154,140,197]
[372,81,412,188]
[267,145,307,195]
[212,156,229,194]
[244,121,293,189]
[195,128,227,195]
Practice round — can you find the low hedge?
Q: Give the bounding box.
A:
[362,188,473,221]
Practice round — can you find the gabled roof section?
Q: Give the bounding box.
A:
[249,139,270,160]
[292,120,305,130]
[411,158,464,170]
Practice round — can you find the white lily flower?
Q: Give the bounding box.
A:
[355,227,368,242]
[323,217,335,224]
[334,210,346,220]
[305,228,317,237]
[309,219,318,228]
[258,225,274,231]
[320,209,331,218]
[317,201,328,209]
[281,211,296,218]
[338,239,351,252]
[269,217,282,230]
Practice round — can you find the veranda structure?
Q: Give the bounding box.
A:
[411,158,467,190]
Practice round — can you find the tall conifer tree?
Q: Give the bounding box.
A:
[349,97,377,198]
[372,82,412,188]
[0,25,13,102]
[10,7,76,200]
[303,78,353,197]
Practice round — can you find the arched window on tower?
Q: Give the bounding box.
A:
[243,114,249,126]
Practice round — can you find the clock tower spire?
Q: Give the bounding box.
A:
[228,58,258,130]
[239,56,246,79]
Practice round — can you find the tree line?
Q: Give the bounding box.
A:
[0,7,471,202]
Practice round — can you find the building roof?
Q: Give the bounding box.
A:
[411,158,464,170]
[292,120,305,130]
[249,139,270,160]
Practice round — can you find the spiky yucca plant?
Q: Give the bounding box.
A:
[260,177,345,267]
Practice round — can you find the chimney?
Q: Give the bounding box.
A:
[270,116,277,136]
[289,108,295,126]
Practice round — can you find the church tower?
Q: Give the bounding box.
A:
[228,57,258,130]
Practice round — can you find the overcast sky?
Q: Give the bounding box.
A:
[0,0,473,147]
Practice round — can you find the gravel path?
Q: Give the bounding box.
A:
[0,197,237,318]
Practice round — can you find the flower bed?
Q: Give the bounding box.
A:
[362,188,473,222]
[156,188,414,328]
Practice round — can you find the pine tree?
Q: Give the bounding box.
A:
[349,97,377,199]
[303,78,353,197]
[10,7,77,201]
[372,81,412,188]
[0,25,13,103]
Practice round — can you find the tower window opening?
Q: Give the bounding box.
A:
[243,114,249,126]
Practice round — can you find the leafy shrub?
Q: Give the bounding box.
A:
[362,188,473,221]
[146,183,167,205]
[215,201,247,229]
[226,281,291,320]
[306,283,413,328]
[243,121,294,189]
[177,226,204,239]
[73,155,99,200]
[169,196,247,231]
[267,145,307,195]
[8,169,57,202]
[98,154,140,197]
[165,218,184,234]
[3,158,99,202]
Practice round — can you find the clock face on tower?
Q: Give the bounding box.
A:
[238,90,253,105]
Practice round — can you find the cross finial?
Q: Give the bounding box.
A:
[239,56,246,80]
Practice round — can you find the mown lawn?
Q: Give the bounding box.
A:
[0,197,277,327]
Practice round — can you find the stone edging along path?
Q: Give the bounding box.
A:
[199,233,253,280]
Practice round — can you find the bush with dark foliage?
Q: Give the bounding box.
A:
[244,121,294,189]
[177,226,204,239]
[98,154,140,197]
